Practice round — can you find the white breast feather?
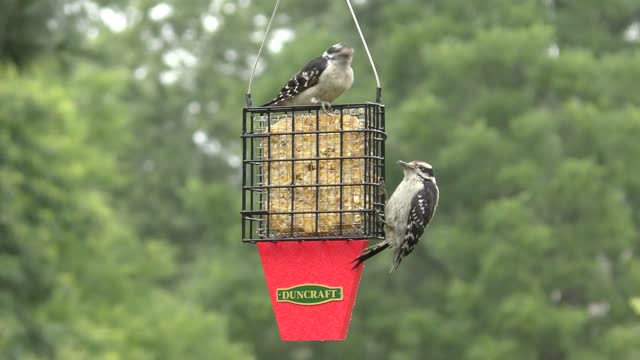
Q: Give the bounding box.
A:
[384,178,423,248]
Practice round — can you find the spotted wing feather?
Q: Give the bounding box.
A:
[262,56,327,106]
[391,185,438,270]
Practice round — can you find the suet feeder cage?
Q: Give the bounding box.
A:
[241,0,386,341]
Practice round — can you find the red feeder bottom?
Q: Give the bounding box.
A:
[257,240,368,341]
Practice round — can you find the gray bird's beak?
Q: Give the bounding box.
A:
[397,160,413,169]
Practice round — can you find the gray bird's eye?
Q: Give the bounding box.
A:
[418,165,434,176]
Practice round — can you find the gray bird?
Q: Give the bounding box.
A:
[262,43,354,112]
[353,160,439,272]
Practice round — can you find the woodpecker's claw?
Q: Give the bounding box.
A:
[378,178,387,201]
[320,101,332,114]
[311,97,332,114]
[376,209,391,229]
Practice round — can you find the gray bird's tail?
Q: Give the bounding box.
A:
[351,241,390,270]
[261,99,277,107]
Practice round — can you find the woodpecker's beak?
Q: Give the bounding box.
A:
[397,160,413,170]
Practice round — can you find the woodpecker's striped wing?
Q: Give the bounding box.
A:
[262,56,327,106]
[392,184,439,269]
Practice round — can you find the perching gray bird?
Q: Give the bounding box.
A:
[352,160,439,272]
[262,43,354,111]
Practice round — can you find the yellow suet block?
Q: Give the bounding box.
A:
[262,113,366,237]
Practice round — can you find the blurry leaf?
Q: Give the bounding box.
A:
[630,297,640,316]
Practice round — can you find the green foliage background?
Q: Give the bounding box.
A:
[1,0,640,359]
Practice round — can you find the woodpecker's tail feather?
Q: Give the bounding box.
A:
[390,247,405,273]
[390,256,403,273]
[351,241,390,270]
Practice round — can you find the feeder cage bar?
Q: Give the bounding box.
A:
[242,103,386,242]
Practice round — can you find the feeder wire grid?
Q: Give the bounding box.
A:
[241,103,386,242]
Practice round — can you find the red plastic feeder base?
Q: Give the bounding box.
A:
[257,240,368,341]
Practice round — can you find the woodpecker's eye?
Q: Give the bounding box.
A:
[418,165,434,177]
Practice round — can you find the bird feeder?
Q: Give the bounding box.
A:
[241,0,385,341]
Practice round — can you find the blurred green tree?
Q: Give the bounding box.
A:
[2,0,640,359]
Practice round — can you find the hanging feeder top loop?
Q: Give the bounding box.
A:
[246,0,382,106]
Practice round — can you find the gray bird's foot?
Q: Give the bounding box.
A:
[319,100,331,115]
[320,101,332,114]
[376,209,391,229]
[311,97,332,114]
[378,177,387,201]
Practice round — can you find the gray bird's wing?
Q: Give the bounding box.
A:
[262,56,327,106]
[392,185,437,268]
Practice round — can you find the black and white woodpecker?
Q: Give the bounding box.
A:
[353,160,439,272]
[262,43,354,111]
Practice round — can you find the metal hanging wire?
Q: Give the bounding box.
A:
[246,0,381,106]
[246,0,281,106]
[344,0,381,102]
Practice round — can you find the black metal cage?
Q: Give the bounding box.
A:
[242,103,386,242]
